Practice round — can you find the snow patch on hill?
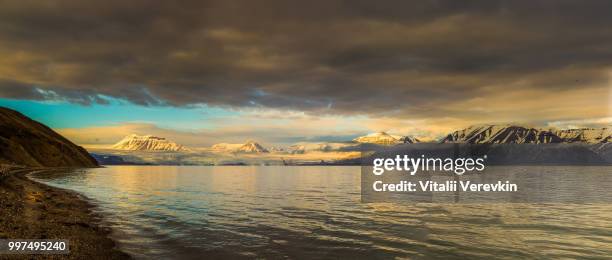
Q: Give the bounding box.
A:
[556,128,611,143]
[211,141,269,153]
[353,132,419,145]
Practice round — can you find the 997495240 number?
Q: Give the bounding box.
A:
[0,239,69,254]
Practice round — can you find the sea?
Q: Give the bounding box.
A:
[31,166,612,259]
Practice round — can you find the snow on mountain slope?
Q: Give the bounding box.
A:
[443,125,611,144]
[112,134,187,151]
[238,141,269,153]
[442,125,561,144]
[555,128,611,143]
[211,141,269,153]
[353,132,419,145]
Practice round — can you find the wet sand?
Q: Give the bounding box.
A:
[0,167,130,259]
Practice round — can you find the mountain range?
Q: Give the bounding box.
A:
[89,124,612,166]
[351,124,612,166]
[108,125,611,155]
[442,124,610,144]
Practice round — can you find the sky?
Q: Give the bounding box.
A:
[0,0,611,147]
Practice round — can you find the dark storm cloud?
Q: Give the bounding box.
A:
[0,0,611,118]
[0,79,45,100]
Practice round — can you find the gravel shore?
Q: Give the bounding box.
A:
[0,166,130,259]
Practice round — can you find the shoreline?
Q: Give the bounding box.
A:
[0,167,130,259]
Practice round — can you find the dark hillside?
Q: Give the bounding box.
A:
[0,107,98,167]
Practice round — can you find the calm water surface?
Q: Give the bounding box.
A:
[32,166,612,259]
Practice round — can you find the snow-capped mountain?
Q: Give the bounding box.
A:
[238,141,269,153]
[555,128,611,144]
[211,141,269,153]
[442,125,561,144]
[442,125,611,144]
[112,134,187,151]
[353,132,420,145]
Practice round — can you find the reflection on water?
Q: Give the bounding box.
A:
[32,166,612,259]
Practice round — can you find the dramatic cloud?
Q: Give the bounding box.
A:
[1,0,611,124]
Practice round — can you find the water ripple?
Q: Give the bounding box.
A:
[31,166,612,259]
